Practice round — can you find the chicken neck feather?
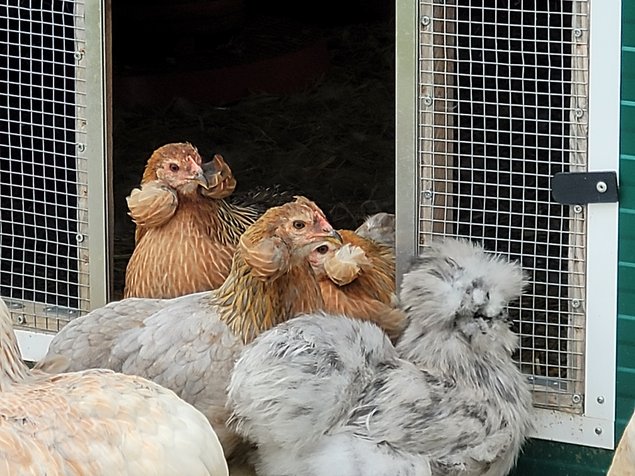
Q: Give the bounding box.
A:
[214,252,324,344]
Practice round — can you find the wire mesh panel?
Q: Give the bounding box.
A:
[417,0,588,413]
[0,0,91,332]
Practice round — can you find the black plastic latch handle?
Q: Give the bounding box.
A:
[551,171,619,205]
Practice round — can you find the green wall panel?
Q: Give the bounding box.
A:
[617,313,635,353]
[619,0,635,444]
[511,439,612,475]
[623,51,635,101]
[621,105,635,156]
[619,157,635,205]
[624,0,635,46]
[618,266,635,316]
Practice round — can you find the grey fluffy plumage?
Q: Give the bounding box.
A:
[227,238,533,476]
[354,212,395,249]
[36,197,342,459]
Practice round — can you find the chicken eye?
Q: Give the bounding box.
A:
[169,163,180,172]
[315,245,329,254]
[292,221,306,230]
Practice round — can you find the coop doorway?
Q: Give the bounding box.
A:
[396,0,620,449]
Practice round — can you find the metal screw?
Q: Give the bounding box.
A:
[595,427,603,435]
[74,50,84,60]
[75,234,85,243]
[573,205,583,214]
[575,108,584,119]
[571,299,581,309]
[573,28,583,38]
[596,181,608,193]
[423,190,433,199]
[15,315,26,325]
[597,396,605,404]
[77,143,86,152]
[423,96,433,107]
[571,394,582,404]
[421,15,431,27]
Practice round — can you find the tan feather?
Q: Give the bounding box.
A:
[324,243,372,286]
[0,297,229,476]
[239,234,289,281]
[127,181,178,243]
[201,154,237,199]
[609,410,635,476]
[313,229,405,340]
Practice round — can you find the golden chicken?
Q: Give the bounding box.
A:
[124,143,259,299]
[0,297,229,476]
[312,229,404,340]
[37,197,341,458]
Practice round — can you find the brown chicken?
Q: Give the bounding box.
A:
[38,197,341,457]
[124,143,260,299]
[312,229,404,340]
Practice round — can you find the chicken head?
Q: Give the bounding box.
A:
[142,142,208,194]
[399,238,526,357]
[239,197,341,280]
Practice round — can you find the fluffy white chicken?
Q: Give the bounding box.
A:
[227,238,533,476]
[36,197,341,458]
[0,297,228,476]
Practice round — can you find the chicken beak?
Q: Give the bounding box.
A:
[311,212,342,243]
[193,170,209,189]
[185,153,209,189]
[319,229,342,244]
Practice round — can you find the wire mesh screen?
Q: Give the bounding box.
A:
[0,0,90,332]
[417,0,588,413]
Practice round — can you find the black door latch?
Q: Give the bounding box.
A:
[551,171,619,205]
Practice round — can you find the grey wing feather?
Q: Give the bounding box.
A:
[36,297,168,373]
[228,313,397,450]
[345,364,507,465]
[109,292,243,453]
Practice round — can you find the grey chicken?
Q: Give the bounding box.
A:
[354,212,395,248]
[227,238,533,476]
[36,197,341,458]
